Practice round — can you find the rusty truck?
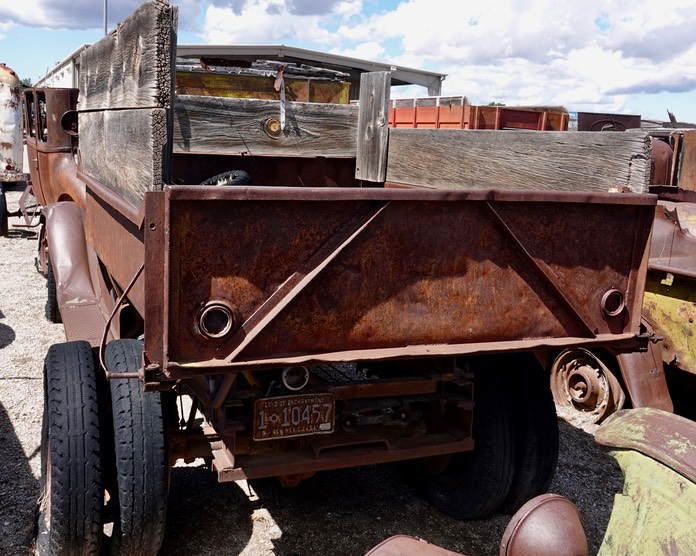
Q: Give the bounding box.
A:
[25,2,660,554]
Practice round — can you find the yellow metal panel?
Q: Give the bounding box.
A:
[643,271,696,374]
[598,450,696,555]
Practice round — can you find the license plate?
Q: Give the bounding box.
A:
[253,393,335,441]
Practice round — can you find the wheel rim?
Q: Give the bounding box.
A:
[550,349,625,423]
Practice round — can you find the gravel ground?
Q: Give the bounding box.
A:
[0,185,623,556]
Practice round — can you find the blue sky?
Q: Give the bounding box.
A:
[1,0,695,123]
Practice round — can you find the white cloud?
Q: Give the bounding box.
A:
[323,0,696,117]
[201,1,351,44]
[331,41,385,61]
[1,0,694,119]
[0,21,15,41]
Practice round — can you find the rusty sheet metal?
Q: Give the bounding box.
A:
[214,433,474,482]
[616,324,673,412]
[596,407,696,481]
[365,535,463,556]
[649,201,696,279]
[596,408,696,555]
[43,202,111,346]
[645,200,696,374]
[23,89,83,208]
[143,187,654,375]
[500,494,588,556]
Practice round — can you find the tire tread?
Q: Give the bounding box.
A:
[37,341,104,556]
[106,339,168,555]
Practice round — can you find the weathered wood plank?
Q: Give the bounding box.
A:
[79,0,177,110]
[386,129,652,193]
[80,109,168,209]
[678,130,696,191]
[355,72,391,182]
[173,95,358,157]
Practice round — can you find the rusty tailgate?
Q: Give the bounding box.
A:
[143,186,655,378]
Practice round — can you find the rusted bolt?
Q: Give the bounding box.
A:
[265,118,282,137]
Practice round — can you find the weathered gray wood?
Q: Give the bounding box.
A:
[80,109,168,209]
[355,72,391,182]
[78,0,177,201]
[386,129,652,193]
[79,0,177,110]
[173,95,358,157]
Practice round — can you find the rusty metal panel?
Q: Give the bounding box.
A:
[366,535,464,556]
[645,200,696,375]
[24,89,82,208]
[596,407,696,483]
[597,449,696,556]
[596,409,696,555]
[648,201,696,279]
[144,187,654,375]
[577,111,641,132]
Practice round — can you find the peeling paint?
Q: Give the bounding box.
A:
[0,64,24,181]
[643,271,696,375]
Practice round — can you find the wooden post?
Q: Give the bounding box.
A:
[78,0,178,208]
[355,72,391,183]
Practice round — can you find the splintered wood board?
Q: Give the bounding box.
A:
[386,129,652,193]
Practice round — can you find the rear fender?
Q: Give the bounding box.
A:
[44,202,109,345]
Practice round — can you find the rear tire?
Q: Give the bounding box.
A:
[45,257,62,323]
[106,339,169,555]
[0,188,8,236]
[416,357,516,520]
[500,352,559,513]
[35,341,105,556]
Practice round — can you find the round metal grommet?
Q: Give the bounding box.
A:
[601,288,625,318]
[196,301,236,341]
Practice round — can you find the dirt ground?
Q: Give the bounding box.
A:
[0,185,623,556]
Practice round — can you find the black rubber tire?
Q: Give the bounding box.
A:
[45,257,62,323]
[499,352,559,513]
[416,357,516,520]
[199,169,252,186]
[0,189,8,236]
[106,339,169,555]
[35,341,105,556]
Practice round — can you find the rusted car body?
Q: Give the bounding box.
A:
[1,63,28,235]
[26,2,659,554]
[0,63,24,182]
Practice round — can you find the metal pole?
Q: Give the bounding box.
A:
[103,0,108,35]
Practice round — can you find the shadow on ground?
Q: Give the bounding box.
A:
[0,400,40,556]
[160,417,622,556]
